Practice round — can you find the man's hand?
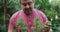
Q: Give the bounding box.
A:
[45,21,52,32]
[41,21,52,32]
[44,25,51,32]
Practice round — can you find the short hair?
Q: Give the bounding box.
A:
[20,0,34,3]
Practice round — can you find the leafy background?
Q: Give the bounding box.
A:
[0,0,60,32]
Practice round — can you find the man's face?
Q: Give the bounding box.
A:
[20,0,34,15]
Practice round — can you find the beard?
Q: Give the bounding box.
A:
[23,8,32,16]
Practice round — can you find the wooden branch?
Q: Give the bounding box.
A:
[3,0,7,24]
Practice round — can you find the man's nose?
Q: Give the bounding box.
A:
[26,5,29,8]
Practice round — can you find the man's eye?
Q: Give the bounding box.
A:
[22,3,27,6]
[22,2,32,6]
[28,2,32,5]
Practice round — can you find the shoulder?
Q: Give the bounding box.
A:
[34,9,45,15]
[9,10,22,22]
[34,9,48,22]
[8,10,23,29]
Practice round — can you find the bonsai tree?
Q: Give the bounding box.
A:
[33,17,51,32]
[15,18,28,32]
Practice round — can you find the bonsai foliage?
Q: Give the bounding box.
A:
[33,17,51,32]
[14,17,51,32]
[15,18,28,32]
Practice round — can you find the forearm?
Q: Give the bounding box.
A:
[8,29,17,32]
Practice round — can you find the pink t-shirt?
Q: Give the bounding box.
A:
[8,9,48,32]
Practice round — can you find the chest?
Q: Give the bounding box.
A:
[15,12,45,32]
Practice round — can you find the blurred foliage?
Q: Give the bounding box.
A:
[0,0,4,22]
[0,0,60,32]
[15,18,28,32]
[6,0,21,16]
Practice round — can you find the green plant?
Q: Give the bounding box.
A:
[15,18,28,32]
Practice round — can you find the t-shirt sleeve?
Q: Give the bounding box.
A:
[8,12,19,29]
[38,11,52,26]
[38,11,48,22]
[8,16,15,29]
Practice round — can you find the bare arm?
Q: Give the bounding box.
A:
[8,29,17,32]
[8,29,12,32]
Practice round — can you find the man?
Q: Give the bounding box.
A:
[8,0,52,32]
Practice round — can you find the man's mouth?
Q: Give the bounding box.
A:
[24,8,32,15]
